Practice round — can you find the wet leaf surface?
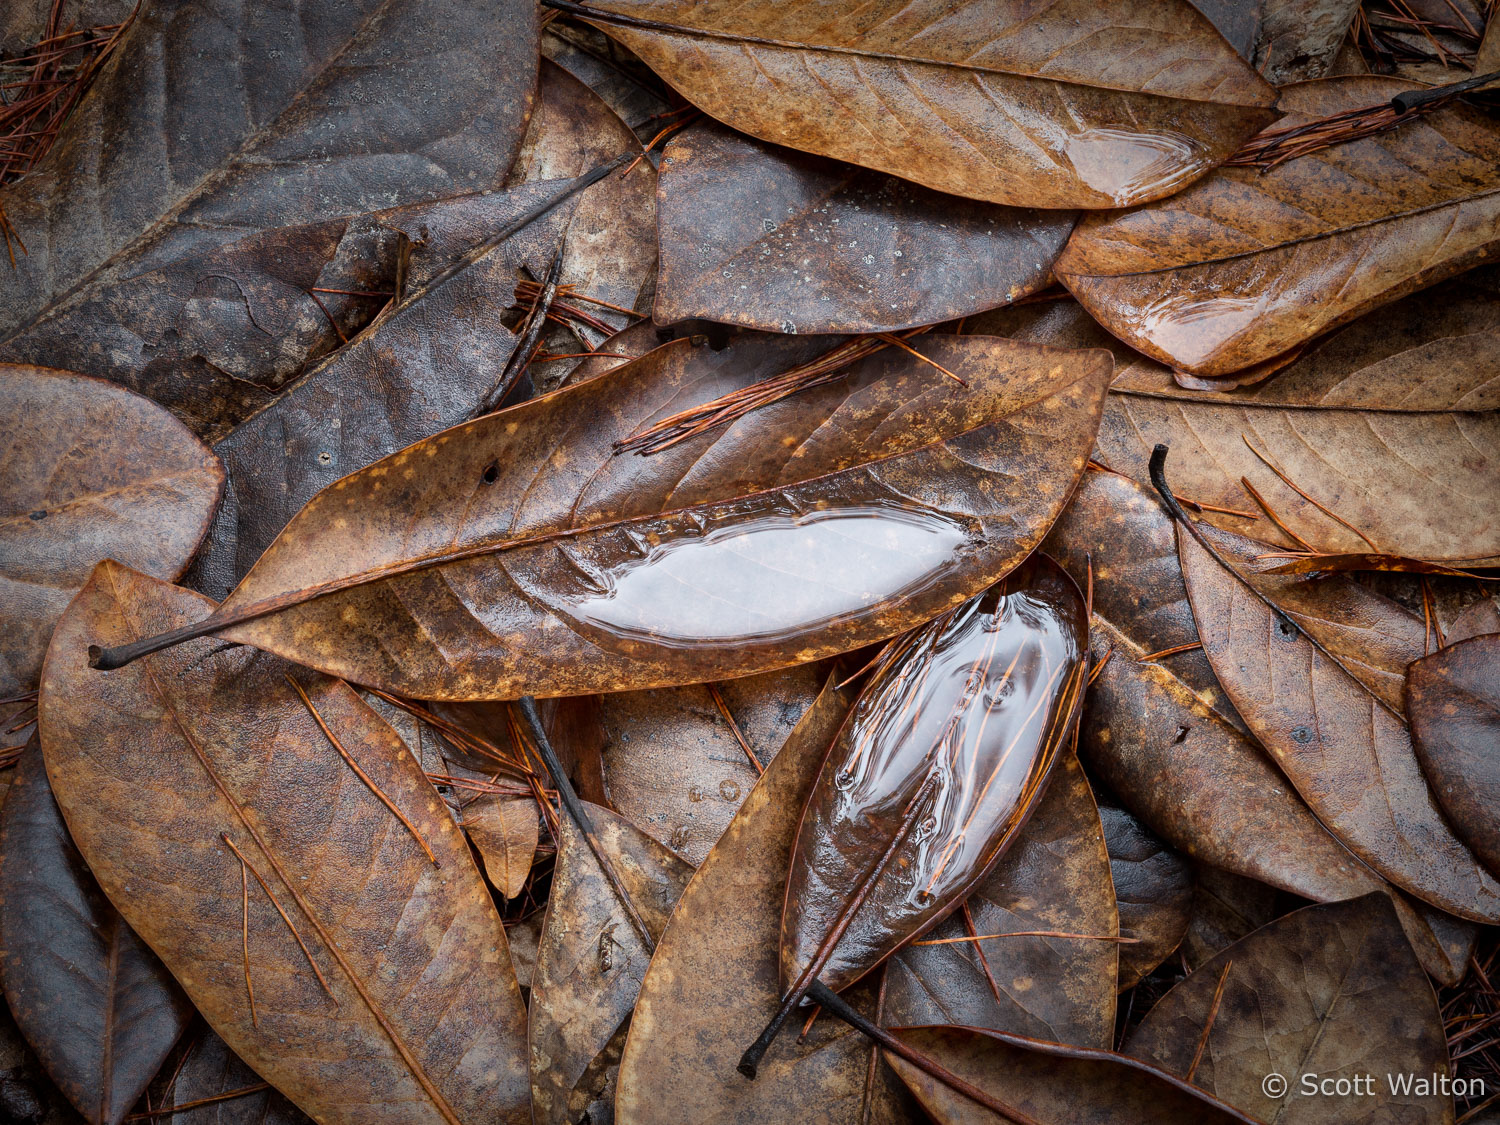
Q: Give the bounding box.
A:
[0,741,192,1125]
[1127,894,1452,1125]
[597,663,826,864]
[529,802,692,1125]
[0,367,223,697]
[615,682,914,1125]
[1058,77,1500,375]
[883,1024,1259,1124]
[882,751,1118,1046]
[1408,635,1500,878]
[653,122,1075,334]
[1177,518,1500,922]
[40,562,530,1124]
[1099,804,1194,992]
[0,0,539,434]
[176,334,1109,699]
[571,0,1277,208]
[781,557,1088,994]
[183,169,617,599]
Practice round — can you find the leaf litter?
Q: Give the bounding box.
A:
[1,1,1499,1122]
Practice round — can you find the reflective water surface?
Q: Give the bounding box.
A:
[779,556,1087,993]
[561,502,973,649]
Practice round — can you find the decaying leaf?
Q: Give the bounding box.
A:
[100,335,1110,699]
[0,367,223,697]
[1408,634,1500,877]
[1127,894,1452,1125]
[0,740,192,1125]
[1043,467,1234,718]
[882,752,1118,1046]
[1176,517,1500,922]
[882,1025,1259,1124]
[652,122,1075,333]
[597,663,826,864]
[185,169,620,600]
[166,1031,310,1125]
[529,802,693,1125]
[40,562,530,1124]
[463,796,540,901]
[1080,612,1386,907]
[0,0,540,434]
[1099,804,1194,992]
[1096,358,1500,565]
[781,557,1088,995]
[568,0,1277,208]
[615,683,914,1124]
[1058,77,1500,375]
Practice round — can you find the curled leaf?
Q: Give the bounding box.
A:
[1058,77,1500,375]
[781,557,1088,995]
[883,751,1118,1046]
[1175,517,1500,921]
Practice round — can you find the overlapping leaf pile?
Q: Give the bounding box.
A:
[1,0,1498,1122]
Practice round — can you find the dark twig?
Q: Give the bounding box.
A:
[516,696,656,952]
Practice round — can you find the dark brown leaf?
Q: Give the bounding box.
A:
[652,122,1075,334]
[1099,804,1193,992]
[108,334,1109,699]
[615,682,914,1125]
[529,801,693,1125]
[1126,894,1451,1125]
[569,0,1277,208]
[541,21,671,131]
[1447,598,1500,644]
[781,557,1088,994]
[165,1031,309,1125]
[39,562,530,1124]
[882,751,1118,1045]
[1176,518,1500,921]
[597,663,826,864]
[0,367,223,697]
[0,0,539,435]
[882,1025,1258,1124]
[1050,465,1469,980]
[1408,634,1500,877]
[184,171,611,599]
[0,740,192,1125]
[1058,77,1500,375]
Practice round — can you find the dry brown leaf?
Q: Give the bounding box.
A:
[40,561,530,1124]
[0,366,223,697]
[1058,77,1500,375]
[567,0,1276,208]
